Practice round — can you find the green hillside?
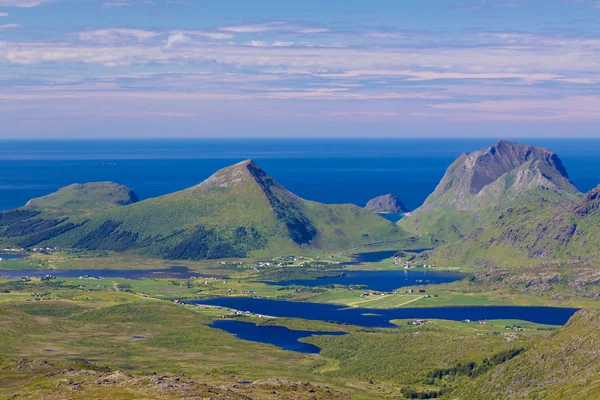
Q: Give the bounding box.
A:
[428,185,600,268]
[399,141,580,243]
[454,309,600,399]
[0,182,137,249]
[0,160,416,259]
[25,182,138,216]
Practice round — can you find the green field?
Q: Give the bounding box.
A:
[311,291,425,308]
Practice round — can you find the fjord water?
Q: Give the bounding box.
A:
[268,269,464,292]
[2,139,600,212]
[0,266,208,280]
[199,298,578,327]
[0,254,26,260]
[209,320,346,354]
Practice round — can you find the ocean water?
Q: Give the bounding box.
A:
[1,139,600,212]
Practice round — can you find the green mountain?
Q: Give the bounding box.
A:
[399,140,580,242]
[25,182,138,216]
[0,182,137,248]
[431,185,600,267]
[0,160,413,259]
[454,309,600,399]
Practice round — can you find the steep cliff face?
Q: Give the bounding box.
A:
[419,140,578,212]
[364,194,408,213]
[399,141,580,242]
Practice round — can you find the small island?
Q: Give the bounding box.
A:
[364,194,408,214]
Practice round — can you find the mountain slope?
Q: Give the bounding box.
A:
[431,185,600,266]
[364,194,408,213]
[25,182,138,216]
[1,160,414,259]
[399,141,580,242]
[0,182,137,248]
[453,309,600,399]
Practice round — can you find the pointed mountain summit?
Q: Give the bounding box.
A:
[364,194,408,213]
[0,160,415,260]
[399,141,580,242]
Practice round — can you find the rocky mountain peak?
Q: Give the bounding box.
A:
[465,140,569,194]
[365,194,408,213]
[193,159,282,192]
[417,140,579,212]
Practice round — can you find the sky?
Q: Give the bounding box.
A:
[0,0,599,138]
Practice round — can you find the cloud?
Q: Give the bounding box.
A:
[102,0,154,7]
[173,30,233,40]
[430,96,600,120]
[219,23,278,33]
[218,22,328,34]
[79,29,159,42]
[164,32,190,48]
[0,23,19,30]
[319,70,564,83]
[0,12,8,17]
[248,40,294,47]
[0,0,51,7]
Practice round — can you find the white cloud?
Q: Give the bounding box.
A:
[219,23,278,33]
[0,23,18,30]
[248,40,294,47]
[0,12,8,17]
[0,0,51,7]
[164,32,190,49]
[430,96,600,121]
[173,30,233,40]
[79,29,159,42]
[219,22,328,34]
[102,0,154,8]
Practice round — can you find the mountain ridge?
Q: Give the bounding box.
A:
[0,160,415,260]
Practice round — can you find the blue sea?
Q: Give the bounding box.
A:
[1,138,600,212]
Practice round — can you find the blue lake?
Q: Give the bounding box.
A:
[197,297,578,328]
[0,254,26,260]
[268,269,465,292]
[209,320,346,354]
[0,266,212,280]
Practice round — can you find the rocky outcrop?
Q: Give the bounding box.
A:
[364,194,408,213]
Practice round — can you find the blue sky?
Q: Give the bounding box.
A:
[0,0,599,138]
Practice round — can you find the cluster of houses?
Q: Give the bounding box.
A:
[396,289,427,294]
[462,319,487,324]
[393,257,436,269]
[189,303,274,319]
[410,319,431,326]
[31,247,59,254]
[2,248,23,252]
[78,275,101,280]
[505,324,524,332]
[360,291,387,298]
